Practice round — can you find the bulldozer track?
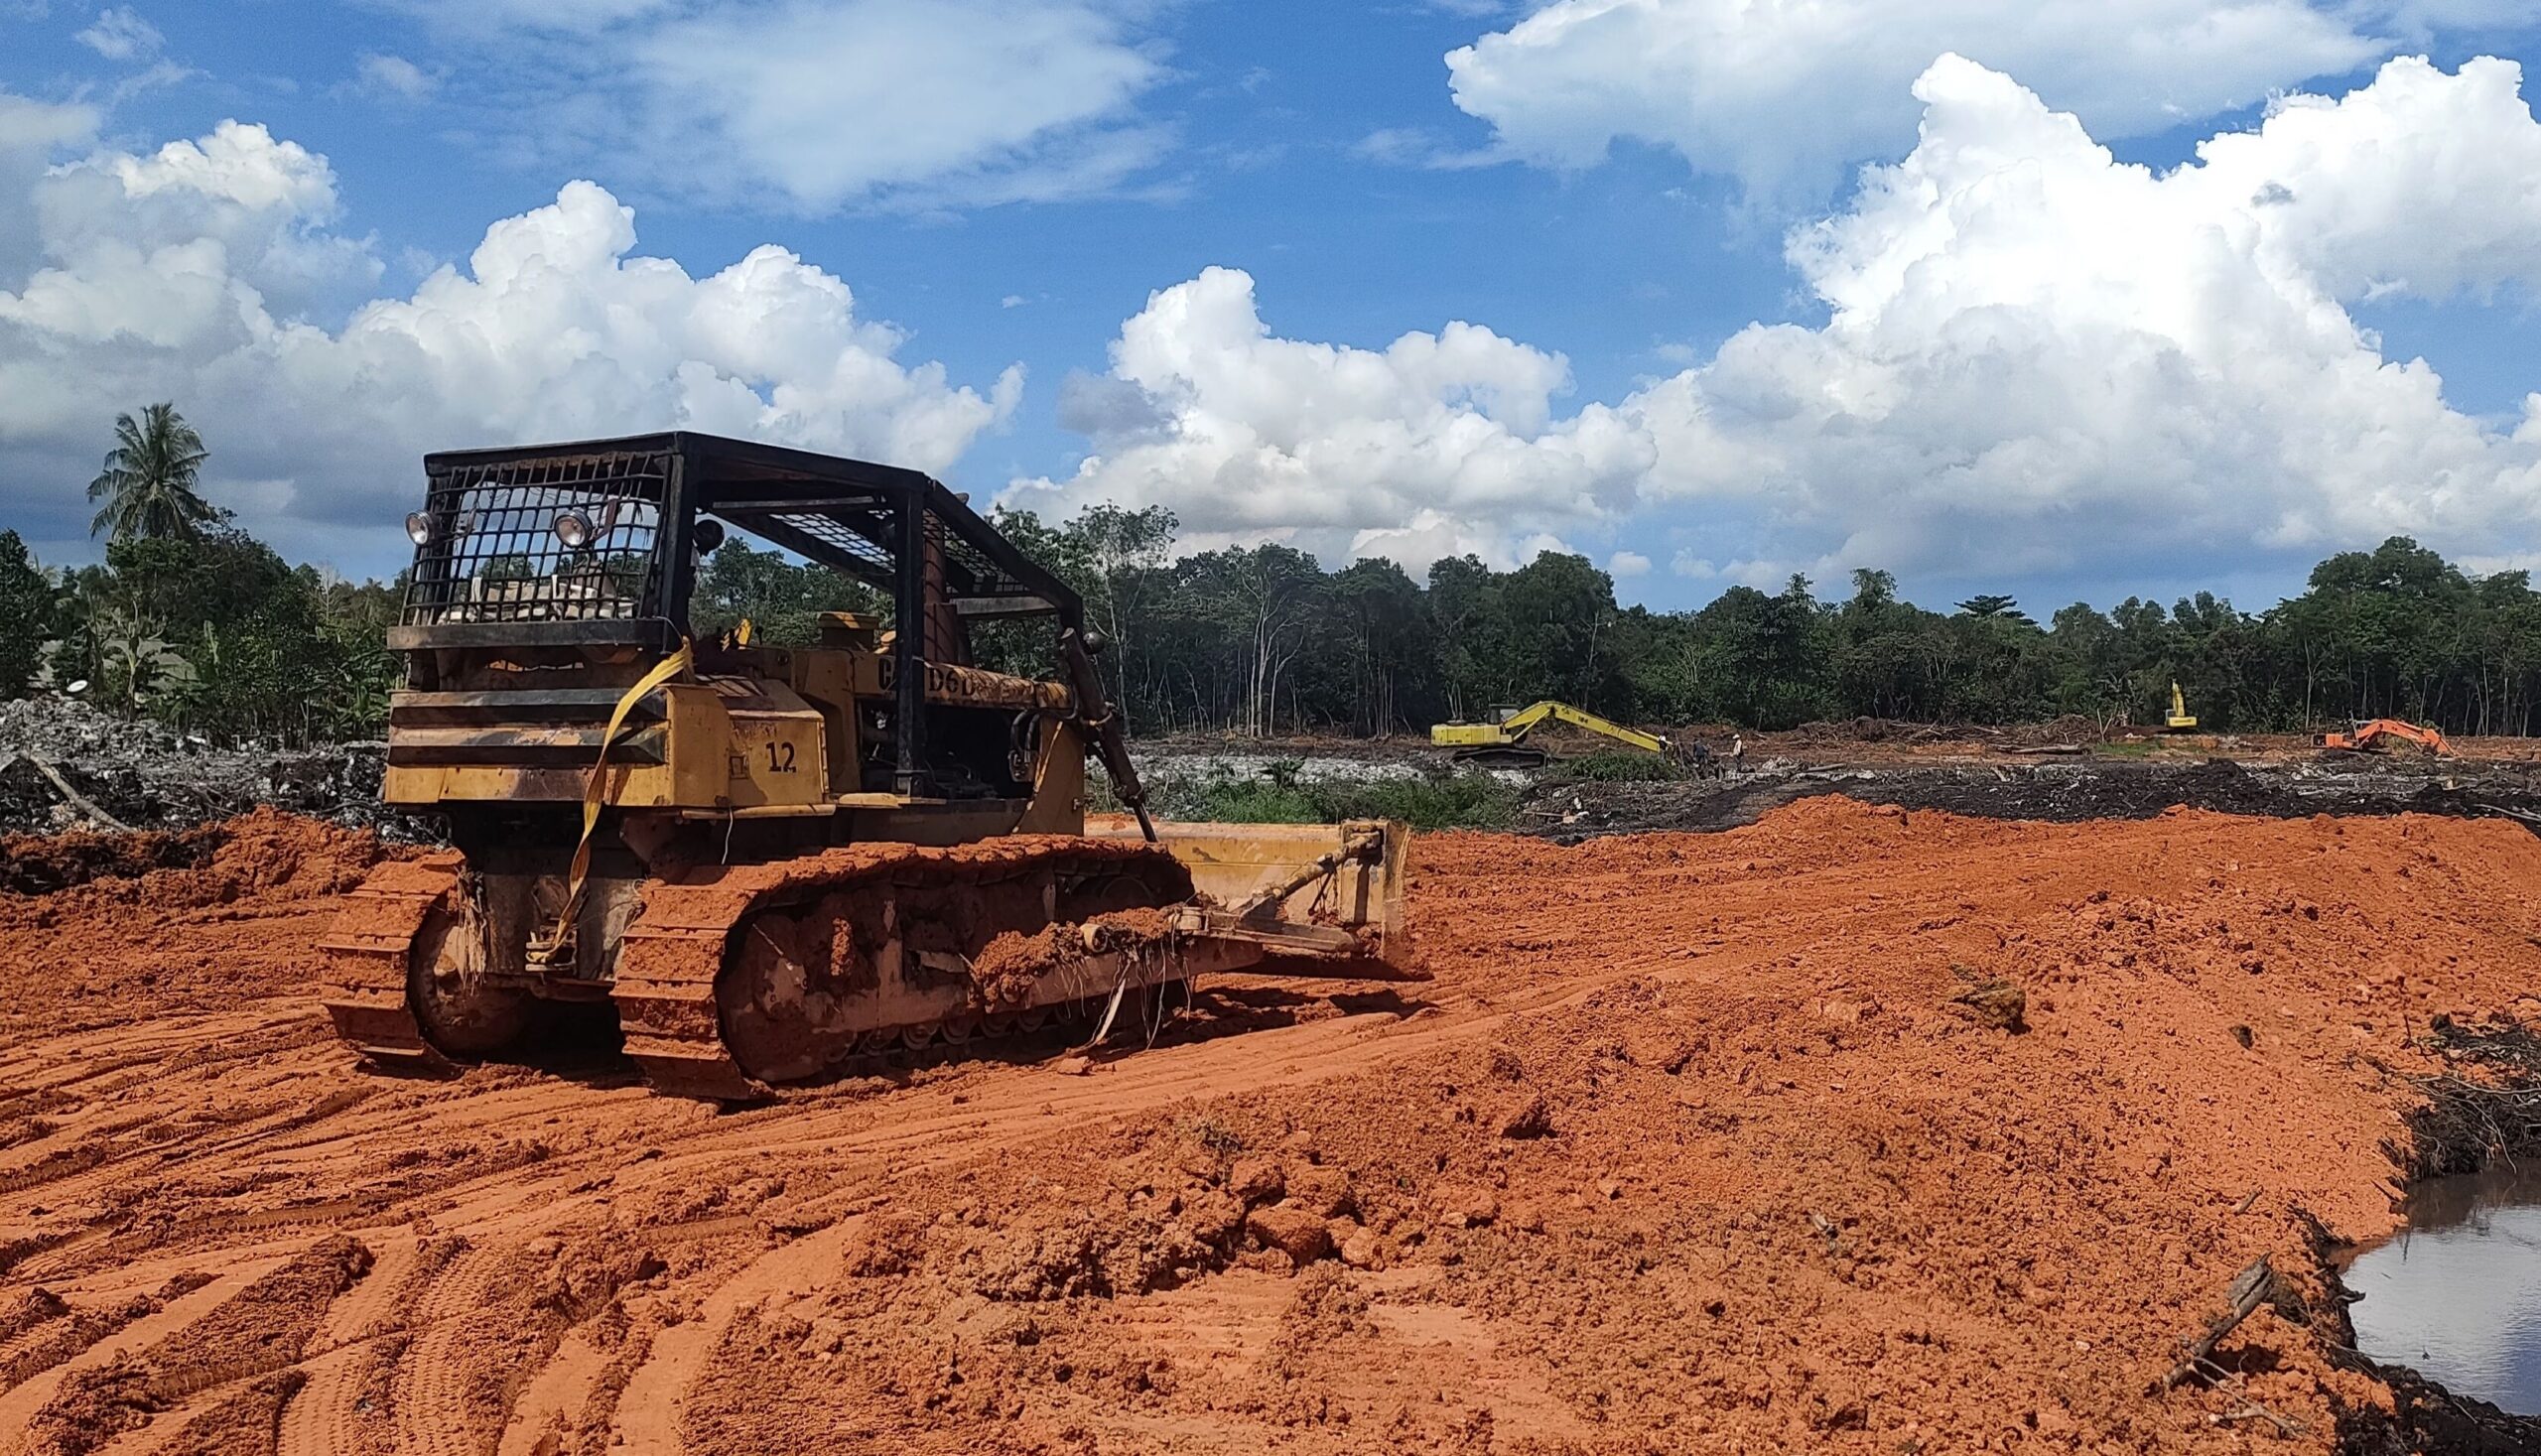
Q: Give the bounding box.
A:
[390,1245,506,1456]
[318,854,465,1074]
[319,839,1192,1098]
[274,1238,418,1456]
[614,833,1190,1098]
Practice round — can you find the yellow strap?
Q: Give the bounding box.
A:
[560,640,693,921]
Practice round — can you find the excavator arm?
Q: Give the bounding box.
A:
[2316,719,2453,756]
[1430,701,1670,758]
[1511,702,1670,754]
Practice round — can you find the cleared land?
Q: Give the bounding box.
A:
[0,800,2534,1453]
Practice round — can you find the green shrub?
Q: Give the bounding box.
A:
[1186,780,1325,824]
[1137,761,1517,831]
[1313,773,1517,830]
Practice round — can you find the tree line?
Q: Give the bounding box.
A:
[11,403,2541,746]
[0,406,398,744]
[759,504,2541,741]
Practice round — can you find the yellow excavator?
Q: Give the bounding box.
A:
[1430,701,1671,770]
[322,433,1417,1099]
[2165,682,2199,732]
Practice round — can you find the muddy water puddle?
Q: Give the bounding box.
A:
[2344,1161,2541,1413]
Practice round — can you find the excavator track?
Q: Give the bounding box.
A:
[615,835,1193,1099]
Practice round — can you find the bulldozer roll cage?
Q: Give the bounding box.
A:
[392,431,1082,799]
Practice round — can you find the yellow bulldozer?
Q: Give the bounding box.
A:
[322,433,1416,1099]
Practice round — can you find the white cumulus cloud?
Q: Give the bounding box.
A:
[1616,53,2541,585]
[0,106,1021,569]
[1003,266,1650,568]
[1444,0,2408,199]
[0,91,99,273]
[1019,55,2541,594]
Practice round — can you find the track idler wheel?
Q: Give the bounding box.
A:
[406,907,535,1059]
[717,903,872,1084]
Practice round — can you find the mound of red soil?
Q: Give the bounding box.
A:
[0,807,403,1038]
[0,824,228,897]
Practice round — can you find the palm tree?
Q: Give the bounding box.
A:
[87,403,215,542]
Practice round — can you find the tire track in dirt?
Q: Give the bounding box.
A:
[274,1340,396,1456]
[387,1244,507,1456]
[0,1266,272,1455]
[274,1235,417,1456]
[606,1217,869,1456]
[24,1238,370,1456]
[494,1328,608,1456]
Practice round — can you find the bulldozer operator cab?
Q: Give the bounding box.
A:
[386,431,1098,836]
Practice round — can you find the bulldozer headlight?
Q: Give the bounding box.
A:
[553,511,595,549]
[404,511,433,546]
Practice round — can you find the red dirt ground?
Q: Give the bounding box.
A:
[0,799,2534,1454]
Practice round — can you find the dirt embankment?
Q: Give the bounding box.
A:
[0,800,2535,1452]
[0,809,403,1044]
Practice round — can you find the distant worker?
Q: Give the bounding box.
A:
[1729,732,1746,773]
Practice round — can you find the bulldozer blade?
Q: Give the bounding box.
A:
[1088,817,1414,972]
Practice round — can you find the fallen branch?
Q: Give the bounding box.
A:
[2158,1257,2276,1391]
[26,756,130,833]
[2215,1393,2308,1438]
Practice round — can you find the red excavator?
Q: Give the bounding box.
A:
[2315,719,2453,757]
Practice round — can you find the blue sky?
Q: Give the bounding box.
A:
[6,1,2541,617]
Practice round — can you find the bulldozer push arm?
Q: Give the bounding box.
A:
[1060,624,1156,843]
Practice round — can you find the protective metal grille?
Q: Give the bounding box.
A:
[937,527,1034,601]
[726,505,897,583]
[717,503,1044,602]
[401,450,672,625]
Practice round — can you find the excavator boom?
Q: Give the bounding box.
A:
[1430,701,1669,766]
[2315,718,2453,756]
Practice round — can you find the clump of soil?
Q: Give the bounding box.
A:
[970,906,1181,1008]
[1944,973,2028,1030]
